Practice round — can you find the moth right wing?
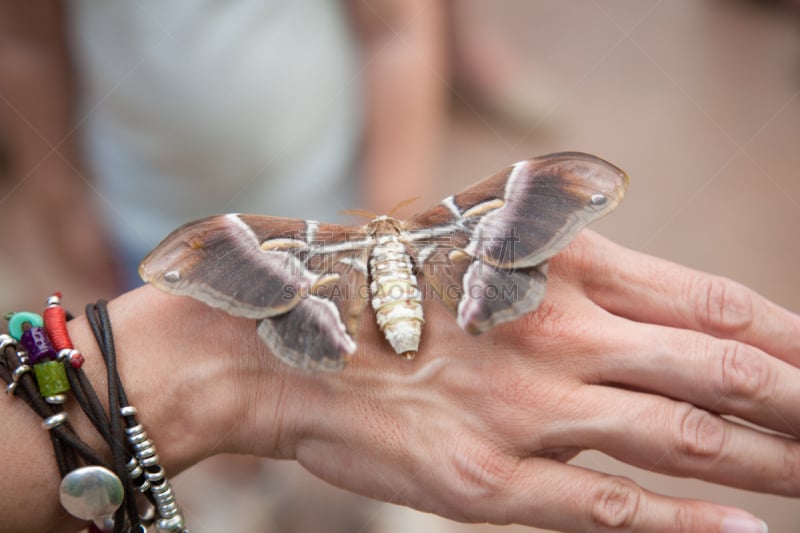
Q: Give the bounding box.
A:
[402,152,628,334]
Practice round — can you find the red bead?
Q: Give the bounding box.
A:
[69,352,85,369]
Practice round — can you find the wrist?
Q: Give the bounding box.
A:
[66,286,284,472]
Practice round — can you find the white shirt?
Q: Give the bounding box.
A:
[68,0,363,257]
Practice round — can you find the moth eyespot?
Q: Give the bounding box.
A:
[164,270,181,283]
[589,193,608,206]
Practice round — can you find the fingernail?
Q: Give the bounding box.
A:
[722,515,768,533]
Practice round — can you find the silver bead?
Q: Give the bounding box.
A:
[0,334,16,353]
[120,405,138,417]
[125,423,144,436]
[135,443,157,458]
[129,431,149,445]
[127,456,143,480]
[41,411,70,430]
[45,394,68,405]
[135,478,151,493]
[140,453,161,468]
[57,348,75,363]
[59,466,124,521]
[156,513,185,532]
[12,364,31,382]
[145,465,166,482]
[150,480,171,495]
[16,350,30,365]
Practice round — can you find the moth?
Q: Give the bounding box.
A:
[140,152,628,371]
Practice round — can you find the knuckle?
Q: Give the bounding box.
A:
[590,476,643,529]
[691,275,754,337]
[674,402,726,460]
[669,501,708,533]
[670,502,692,532]
[512,299,569,340]
[715,340,774,402]
[450,441,519,500]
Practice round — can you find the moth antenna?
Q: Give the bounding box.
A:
[340,208,378,220]
[387,196,421,217]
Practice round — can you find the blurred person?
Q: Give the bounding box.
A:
[0,0,446,292]
[1,1,447,532]
[447,0,561,131]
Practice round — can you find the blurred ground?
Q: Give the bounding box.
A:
[2,0,799,531]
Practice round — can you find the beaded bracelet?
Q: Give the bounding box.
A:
[0,294,187,533]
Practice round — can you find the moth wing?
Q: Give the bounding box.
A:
[456,261,549,334]
[140,214,371,369]
[466,152,627,268]
[400,228,471,316]
[408,151,628,269]
[243,216,371,343]
[247,217,371,370]
[139,214,313,318]
[257,295,356,372]
[402,238,549,334]
[403,151,628,333]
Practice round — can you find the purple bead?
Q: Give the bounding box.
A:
[20,326,57,364]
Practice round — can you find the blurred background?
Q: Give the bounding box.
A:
[1,0,799,531]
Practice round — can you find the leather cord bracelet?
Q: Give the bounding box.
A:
[1,295,187,533]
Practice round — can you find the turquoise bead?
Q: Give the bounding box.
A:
[8,311,44,341]
[34,360,71,396]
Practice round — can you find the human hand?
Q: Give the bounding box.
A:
[226,229,799,532]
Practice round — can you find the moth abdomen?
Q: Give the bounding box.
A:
[369,238,424,358]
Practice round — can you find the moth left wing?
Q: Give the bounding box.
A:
[140,214,371,370]
[402,151,628,333]
[139,214,313,318]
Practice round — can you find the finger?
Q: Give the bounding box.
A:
[567,231,800,366]
[540,384,800,497]
[593,317,800,437]
[297,433,768,532]
[467,456,769,532]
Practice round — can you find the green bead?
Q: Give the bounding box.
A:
[34,360,71,396]
[8,311,44,341]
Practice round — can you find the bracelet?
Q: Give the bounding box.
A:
[1,294,187,533]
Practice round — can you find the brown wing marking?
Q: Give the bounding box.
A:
[402,152,626,333]
[458,152,628,268]
[139,214,311,318]
[457,262,548,334]
[257,295,356,372]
